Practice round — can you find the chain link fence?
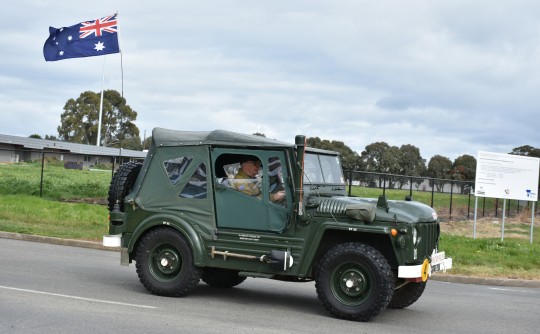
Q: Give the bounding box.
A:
[344,170,539,222]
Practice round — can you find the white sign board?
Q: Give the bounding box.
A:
[475,151,539,201]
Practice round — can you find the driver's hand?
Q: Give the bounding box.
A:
[271,190,286,202]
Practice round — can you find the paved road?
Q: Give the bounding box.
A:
[1,238,539,334]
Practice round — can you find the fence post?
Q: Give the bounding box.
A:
[348,170,353,196]
[39,149,45,197]
[449,180,454,220]
[431,181,435,208]
[409,176,413,199]
[467,184,471,219]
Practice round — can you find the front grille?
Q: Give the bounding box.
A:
[417,222,440,257]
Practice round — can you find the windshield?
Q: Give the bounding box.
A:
[303,153,345,185]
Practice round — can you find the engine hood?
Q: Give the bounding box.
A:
[308,195,438,224]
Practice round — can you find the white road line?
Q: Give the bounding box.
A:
[488,287,532,293]
[0,285,157,309]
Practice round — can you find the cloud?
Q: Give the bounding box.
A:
[1,0,539,162]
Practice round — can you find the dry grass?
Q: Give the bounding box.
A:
[441,214,538,240]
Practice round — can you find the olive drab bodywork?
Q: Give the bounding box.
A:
[104,128,452,321]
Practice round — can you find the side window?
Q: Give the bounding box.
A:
[225,155,263,200]
[163,156,193,185]
[179,163,207,199]
[268,157,286,206]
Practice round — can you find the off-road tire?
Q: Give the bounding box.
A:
[201,268,247,288]
[315,242,394,321]
[135,227,201,297]
[388,281,426,309]
[108,161,142,211]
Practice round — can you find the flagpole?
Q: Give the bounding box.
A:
[97,56,105,146]
[115,11,124,99]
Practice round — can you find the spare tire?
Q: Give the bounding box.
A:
[108,161,142,212]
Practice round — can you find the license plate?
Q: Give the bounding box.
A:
[431,251,446,265]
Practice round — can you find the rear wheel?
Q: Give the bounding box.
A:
[135,227,201,297]
[201,268,247,288]
[388,280,426,309]
[315,242,394,321]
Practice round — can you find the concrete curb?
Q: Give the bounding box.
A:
[0,231,120,252]
[431,273,540,288]
[1,231,539,289]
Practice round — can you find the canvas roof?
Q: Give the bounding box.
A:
[152,128,341,155]
[152,128,294,148]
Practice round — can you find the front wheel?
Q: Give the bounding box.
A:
[135,227,201,297]
[315,243,394,321]
[388,280,426,309]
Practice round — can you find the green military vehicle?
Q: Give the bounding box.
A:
[103,128,451,321]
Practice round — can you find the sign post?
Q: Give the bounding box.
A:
[474,151,539,242]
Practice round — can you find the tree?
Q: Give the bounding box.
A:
[57,90,141,148]
[360,142,390,173]
[29,134,42,139]
[398,144,426,189]
[142,136,152,151]
[427,155,452,192]
[510,145,540,158]
[451,155,476,181]
[45,134,58,141]
[450,154,476,194]
[360,142,401,188]
[380,146,401,188]
[120,136,143,151]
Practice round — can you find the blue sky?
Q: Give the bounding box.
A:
[1,0,539,161]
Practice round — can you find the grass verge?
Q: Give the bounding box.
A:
[439,234,540,280]
[0,194,108,241]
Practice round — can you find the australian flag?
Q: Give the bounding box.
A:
[43,14,120,61]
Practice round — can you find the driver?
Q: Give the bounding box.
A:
[233,155,285,203]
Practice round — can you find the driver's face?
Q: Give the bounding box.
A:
[242,160,261,177]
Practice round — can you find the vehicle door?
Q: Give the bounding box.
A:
[212,148,292,233]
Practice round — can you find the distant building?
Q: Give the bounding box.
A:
[0,134,146,168]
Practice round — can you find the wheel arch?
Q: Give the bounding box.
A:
[302,228,398,277]
[127,214,207,266]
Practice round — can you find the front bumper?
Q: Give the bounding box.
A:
[103,234,121,247]
[398,251,452,282]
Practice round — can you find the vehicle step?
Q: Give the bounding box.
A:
[239,271,275,278]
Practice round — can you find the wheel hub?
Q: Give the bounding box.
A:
[157,251,178,272]
[150,246,182,281]
[338,268,368,297]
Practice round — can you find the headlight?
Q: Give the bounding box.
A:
[412,228,417,245]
